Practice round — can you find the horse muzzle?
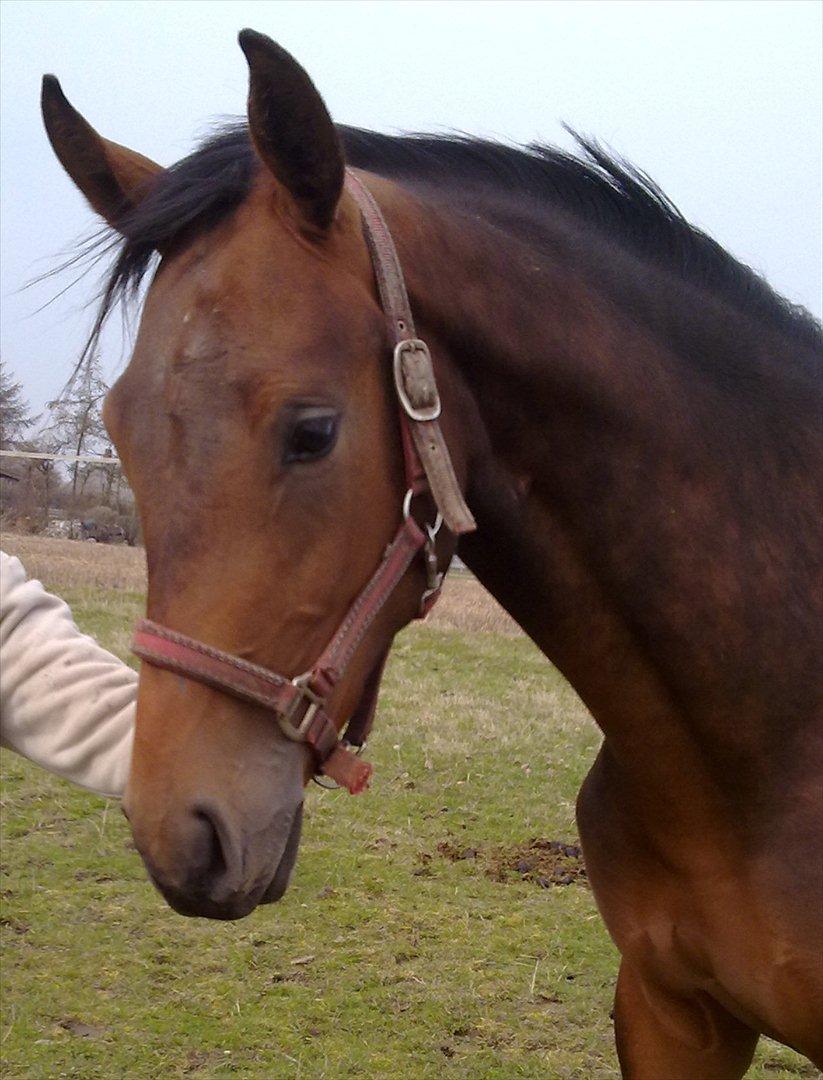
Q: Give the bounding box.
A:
[125,797,304,921]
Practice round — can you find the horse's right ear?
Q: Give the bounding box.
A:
[41,75,162,230]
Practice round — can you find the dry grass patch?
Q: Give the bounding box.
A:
[426,572,522,636]
[1,533,147,592]
[0,534,517,636]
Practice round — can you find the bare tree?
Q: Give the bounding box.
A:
[1,356,137,539]
[41,353,111,512]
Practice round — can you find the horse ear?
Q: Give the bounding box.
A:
[238,29,344,232]
[41,75,162,230]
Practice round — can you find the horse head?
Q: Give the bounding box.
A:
[42,30,472,919]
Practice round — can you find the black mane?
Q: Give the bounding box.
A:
[93,122,821,352]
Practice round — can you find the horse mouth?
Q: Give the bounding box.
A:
[259,801,304,904]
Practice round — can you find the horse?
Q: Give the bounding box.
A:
[41,29,822,1079]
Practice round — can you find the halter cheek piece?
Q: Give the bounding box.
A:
[132,170,477,794]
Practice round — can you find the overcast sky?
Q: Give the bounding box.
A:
[1,0,821,419]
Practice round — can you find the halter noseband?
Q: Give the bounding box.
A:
[132,170,476,794]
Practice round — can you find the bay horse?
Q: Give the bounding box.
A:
[41,30,821,1078]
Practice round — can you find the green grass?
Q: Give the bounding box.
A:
[0,587,815,1078]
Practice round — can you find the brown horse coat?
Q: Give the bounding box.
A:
[42,30,822,1078]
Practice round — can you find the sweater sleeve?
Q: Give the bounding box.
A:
[0,551,136,797]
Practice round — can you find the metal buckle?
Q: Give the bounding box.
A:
[279,673,324,742]
[393,339,442,422]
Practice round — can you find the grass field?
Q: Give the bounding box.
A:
[0,536,816,1079]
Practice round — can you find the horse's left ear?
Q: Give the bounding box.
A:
[41,75,162,230]
[238,30,344,232]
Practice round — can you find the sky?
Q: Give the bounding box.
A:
[1,0,821,420]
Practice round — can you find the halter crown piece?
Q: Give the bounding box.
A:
[131,170,476,794]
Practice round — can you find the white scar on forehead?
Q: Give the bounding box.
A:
[183,312,192,324]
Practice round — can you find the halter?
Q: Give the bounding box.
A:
[132,170,476,794]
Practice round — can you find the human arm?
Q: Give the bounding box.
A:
[0,551,136,797]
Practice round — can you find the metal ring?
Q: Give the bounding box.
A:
[403,488,443,536]
[312,775,341,790]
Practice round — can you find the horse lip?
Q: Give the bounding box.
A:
[260,801,304,904]
[161,887,260,921]
[146,862,263,919]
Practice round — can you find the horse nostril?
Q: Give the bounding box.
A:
[186,803,232,891]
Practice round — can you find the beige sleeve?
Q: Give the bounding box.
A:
[0,551,136,797]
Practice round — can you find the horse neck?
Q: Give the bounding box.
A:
[394,185,821,796]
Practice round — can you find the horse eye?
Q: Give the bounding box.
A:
[283,411,339,464]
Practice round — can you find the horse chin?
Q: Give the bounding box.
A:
[259,801,304,905]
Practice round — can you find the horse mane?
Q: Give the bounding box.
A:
[85,122,822,354]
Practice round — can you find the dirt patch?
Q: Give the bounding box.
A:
[57,1018,108,1039]
[487,838,587,887]
[183,1049,231,1075]
[434,838,586,888]
[269,970,310,985]
[0,915,30,935]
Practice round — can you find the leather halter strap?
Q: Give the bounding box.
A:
[132,169,476,794]
[344,172,476,534]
